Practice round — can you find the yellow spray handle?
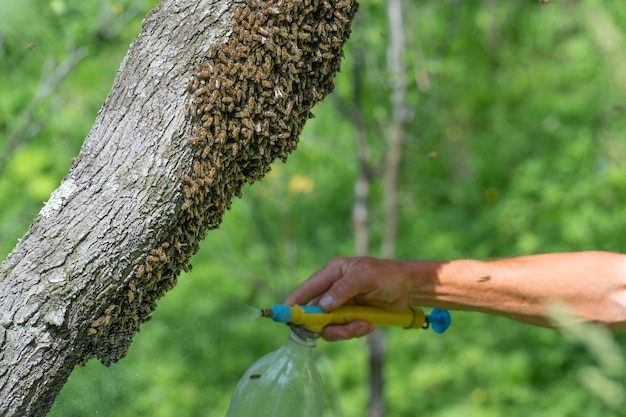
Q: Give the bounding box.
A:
[261,304,451,333]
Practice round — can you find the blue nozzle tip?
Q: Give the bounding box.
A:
[269,305,293,323]
[427,309,451,333]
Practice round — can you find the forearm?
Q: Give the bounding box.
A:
[410,251,626,330]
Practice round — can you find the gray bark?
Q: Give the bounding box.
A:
[368,1,407,415]
[0,0,358,415]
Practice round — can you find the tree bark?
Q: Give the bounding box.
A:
[349,35,371,259]
[0,0,358,415]
[382,0,407,262]
[368,1,408,416]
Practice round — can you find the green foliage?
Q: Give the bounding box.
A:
[2,0,626,416]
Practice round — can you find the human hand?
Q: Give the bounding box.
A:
[284,256,420,341]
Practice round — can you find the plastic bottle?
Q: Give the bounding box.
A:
[225,326,324,417]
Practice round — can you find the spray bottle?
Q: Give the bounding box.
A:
[225,304,451,417]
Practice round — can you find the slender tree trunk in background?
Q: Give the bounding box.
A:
[367,327,387,417]
[382,0,407,262]
[350,38,371,258]
[341,14,382,417]
[0,0,358,415]
[368,1,407,416]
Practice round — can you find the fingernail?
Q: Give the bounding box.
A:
[319,293,334,310]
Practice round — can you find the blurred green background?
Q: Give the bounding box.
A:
[2,0,626,416]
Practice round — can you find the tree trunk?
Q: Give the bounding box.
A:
[368,1,407,416]
[0,0,358,415]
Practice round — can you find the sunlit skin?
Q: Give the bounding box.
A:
[285,251,626,341]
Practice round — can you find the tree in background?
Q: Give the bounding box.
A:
[339,0,410,415]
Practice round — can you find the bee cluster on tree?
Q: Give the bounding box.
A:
[82,0,358,366]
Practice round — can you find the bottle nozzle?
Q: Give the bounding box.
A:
[260,304,451,334]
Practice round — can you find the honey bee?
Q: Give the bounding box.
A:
[234,6,243,20]
[276,28,289,41]
[235,44,248,56]
[135,265,145,279]
[202,117,213,130]
[105,304,118,316]
[228,120,240,134]
[283,100,294,116]
[146,255,159,263]
[256,13,267,25]
[153,247,167,261]
[187,136,203,146]
[274,86,285,98]
[241,118,253,130]
[91,315,109,328]
[187,78,199,91]
[198,176,210,186]
[193,161,204,176]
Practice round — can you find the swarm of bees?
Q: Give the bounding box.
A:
[83,0,358,366]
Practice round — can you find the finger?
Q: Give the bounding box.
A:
[318,267,377,311]
[284,258,347,306]
[311,297,357,308]
[321,320,374,342]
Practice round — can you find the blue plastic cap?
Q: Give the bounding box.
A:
[427,309,452,333]
[301,305,324,314]
[270,305,293,323]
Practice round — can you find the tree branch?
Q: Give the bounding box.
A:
[0,0,358,415]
